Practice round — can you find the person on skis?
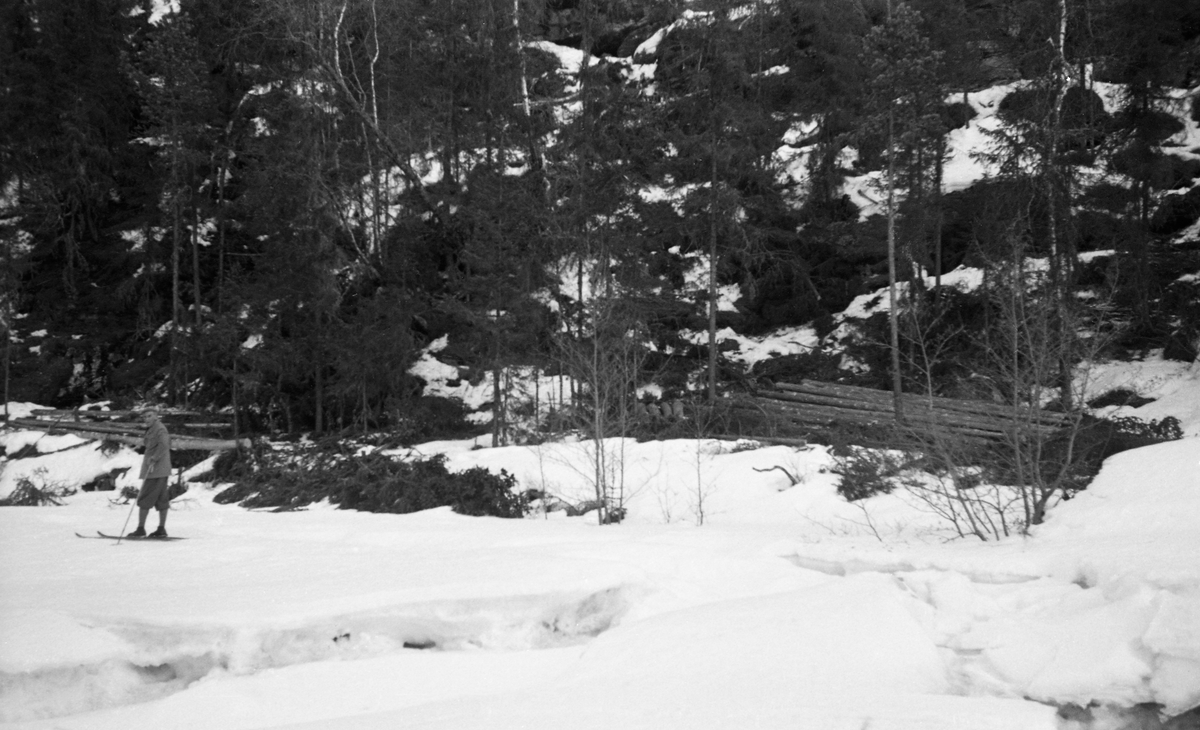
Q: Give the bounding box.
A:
[128,408,172,539]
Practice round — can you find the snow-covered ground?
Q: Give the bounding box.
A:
[3,361,1200,730]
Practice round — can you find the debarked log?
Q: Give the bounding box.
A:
[7,418,248,450]
[738,397,1053,441]
[753,390,1059,437]
[29,408,216,420]
[773,380,1069,426]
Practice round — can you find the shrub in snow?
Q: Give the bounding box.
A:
[214,450,528,518]
[1034,415,1184,498]
[830,446,909,502]
[0,468,76,506]
[336,455,526,518]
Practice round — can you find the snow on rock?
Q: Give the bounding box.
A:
[716,325,820,366]
[679,325,819,366]
[526,40,599,83]
[940,84,1024,194]
[837,83,1023,220]
[0,437,141,501]
[1081,354,1200,437]
[407,335,493,416]
[838,265,986,324]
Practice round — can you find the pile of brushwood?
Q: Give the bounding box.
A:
[0,469,76,506]
[211,441,528,518]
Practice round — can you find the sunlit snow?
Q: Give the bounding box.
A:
[2,403,1199,729]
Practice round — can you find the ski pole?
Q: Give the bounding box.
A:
[115,498,137,545]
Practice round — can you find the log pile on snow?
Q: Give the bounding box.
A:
[741,380,1071,443]
[7,409,248,451]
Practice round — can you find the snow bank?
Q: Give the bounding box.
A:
[1034,437,1200,591]
[784,436,1200,715]
[4,402,1200,728]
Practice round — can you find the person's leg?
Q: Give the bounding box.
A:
[148,482,170,537]
[127,507,150,537]
[130,480,154,536]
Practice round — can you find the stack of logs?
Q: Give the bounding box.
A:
[6,409,249,451]
[743,380,1071,443]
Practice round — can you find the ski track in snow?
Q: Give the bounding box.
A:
[1,586,637,722]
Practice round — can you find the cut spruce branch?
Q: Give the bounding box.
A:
[8,418,248,451]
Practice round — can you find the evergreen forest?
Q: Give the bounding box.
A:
[3,0,1200,446]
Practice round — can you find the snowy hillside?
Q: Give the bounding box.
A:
[4,2,1200,727]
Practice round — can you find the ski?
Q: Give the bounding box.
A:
[76,531,187,541]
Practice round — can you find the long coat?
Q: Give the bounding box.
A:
[140,419,172,479]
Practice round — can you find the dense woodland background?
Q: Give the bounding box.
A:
[2,0,1200,443]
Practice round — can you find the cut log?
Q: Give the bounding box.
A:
[774,381,1069,426]
[776,380,1067,424]
[30,408,215,420]
[753,391,1057,437]
[7,418,248,451]
[739,394,1058,442]
[12,419,140,436]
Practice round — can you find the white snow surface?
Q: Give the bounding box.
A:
[3,401,1200,728]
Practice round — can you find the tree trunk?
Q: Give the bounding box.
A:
[1047,0,1073,410]
[314,314,324,434]
[2,321,10,420]
[171,185,182,406]
[512,0,543,174]
[492,363,502,447]
[231,352,240,441]
[192,208,202,326]
[887,105,904,422]
[216,152,228,316]
[934,136,945,289]
[707,125,719,403]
